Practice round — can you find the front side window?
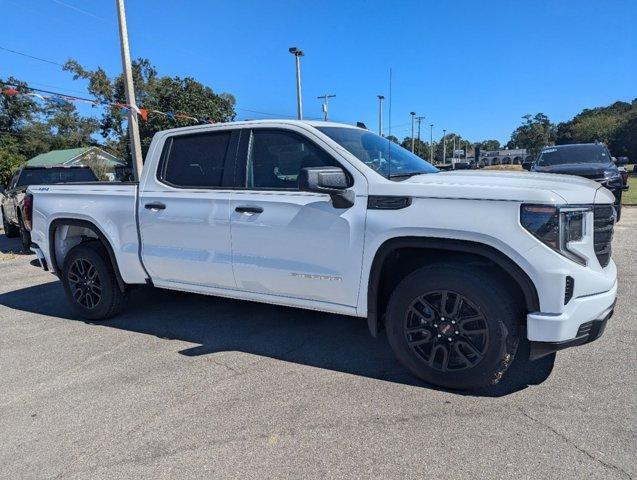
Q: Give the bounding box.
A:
[317,126,438,179]
[160,131,231,187]
[247,130,340,189]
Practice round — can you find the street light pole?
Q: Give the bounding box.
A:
[289,47,304,120]
[442,129,447,164]
[416,116,425,157]
[430,124,434,163]
[317,94,336,121]
[410,112,416,152]
[377,95,384,136]
[116,0,143,180]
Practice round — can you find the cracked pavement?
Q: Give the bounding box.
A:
[0,208,635,479]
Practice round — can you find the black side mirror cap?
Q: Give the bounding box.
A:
[299,167,354,208]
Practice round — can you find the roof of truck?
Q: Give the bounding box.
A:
[159,119,364,135]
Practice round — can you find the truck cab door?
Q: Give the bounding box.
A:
[229,127,368,309]
[138,128,239,290]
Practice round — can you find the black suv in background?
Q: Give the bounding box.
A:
[1,165,97,250]
[528,143,627,220]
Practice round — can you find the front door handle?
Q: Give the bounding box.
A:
[235,206,263,214]
[144,202,166,210]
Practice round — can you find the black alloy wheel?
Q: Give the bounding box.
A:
[67,258,102,309]
[403,290,489,372]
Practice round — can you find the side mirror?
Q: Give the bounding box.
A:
[299,167,354,208]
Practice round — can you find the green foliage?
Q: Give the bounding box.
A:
[63,58,236,160]
[475,139,501,151]
[0,136,25,187]
[556,99,637,160]
[507,113,556,156]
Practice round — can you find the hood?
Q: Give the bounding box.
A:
[371,170,609,204]
[533,162,616,178]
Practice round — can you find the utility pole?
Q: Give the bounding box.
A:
[416,115,425,157]
[317,94,335,121]
[289,47,304,120]
[442,129,447,164]
[410,112,416,152]
[116,0,143,180]
[430,124,434,163]
[377,95,384,135]
[453,136,457,162]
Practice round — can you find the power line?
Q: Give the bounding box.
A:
[0,46,64,67]
[50,0,109,22]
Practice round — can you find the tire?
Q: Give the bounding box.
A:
[18,216,31,252]
[385,264,520,390]
[1,208,19,238]
[61,242,126,320]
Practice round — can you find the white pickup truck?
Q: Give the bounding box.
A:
[26,120,618,390]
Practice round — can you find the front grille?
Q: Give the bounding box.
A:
[593,205,615,267]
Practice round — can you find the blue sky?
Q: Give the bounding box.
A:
[1,0,635,143]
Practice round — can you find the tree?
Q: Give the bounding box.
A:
[63,58,236,160]
[475,139,501,151]
[556,99,637,160]
[0,136,25,186]
[508,113,556,156]
[1,76,101,185]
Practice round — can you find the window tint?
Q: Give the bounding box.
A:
[247,130,340,189]
[161,131,231,187]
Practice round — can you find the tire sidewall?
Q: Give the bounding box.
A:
[386,267,517,390]
[61,243,118,320]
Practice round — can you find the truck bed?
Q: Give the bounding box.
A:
[29,182,148,284]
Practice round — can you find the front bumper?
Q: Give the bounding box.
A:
[529,301,615,360]
[526,278,617,359]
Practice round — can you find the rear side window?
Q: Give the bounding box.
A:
[247,130,340,189]
[160,131,231,187]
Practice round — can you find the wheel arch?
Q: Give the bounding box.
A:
[48,218,126,292]
[366,237,540,337]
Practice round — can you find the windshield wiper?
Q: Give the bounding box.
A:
[388,171,427,179]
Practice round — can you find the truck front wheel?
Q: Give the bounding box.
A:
[385,264,520,390]
[61,242,126,320]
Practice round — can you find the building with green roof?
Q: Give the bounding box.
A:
[26,147,124,168]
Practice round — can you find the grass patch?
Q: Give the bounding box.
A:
[483,164,524,171]
[623,175,637,204]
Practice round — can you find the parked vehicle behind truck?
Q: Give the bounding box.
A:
[25,121,618,390]
[527,143,627,220]
[1,165,97,251]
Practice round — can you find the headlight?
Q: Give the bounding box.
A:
[520,204,591,266]
[603,171,622,185]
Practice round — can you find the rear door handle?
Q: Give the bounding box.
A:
[144,202,166,210]
[235,206,263,214]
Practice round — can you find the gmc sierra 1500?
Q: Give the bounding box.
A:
[26,120,618,390]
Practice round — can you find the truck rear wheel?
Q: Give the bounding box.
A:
[61,242,126,320]
[385,264,520,390]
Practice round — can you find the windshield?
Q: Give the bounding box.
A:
[16,168,98,188]
[536,145,612,166]
[317,127,438,178]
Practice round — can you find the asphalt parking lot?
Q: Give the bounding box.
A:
[0,209,635,479]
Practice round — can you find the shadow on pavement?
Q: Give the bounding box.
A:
[0,232,31,255]
[0,280,555,397]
